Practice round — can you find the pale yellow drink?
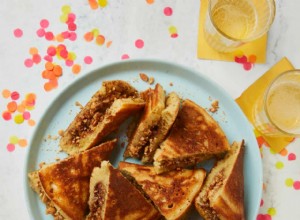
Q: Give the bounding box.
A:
[266,82,300,134]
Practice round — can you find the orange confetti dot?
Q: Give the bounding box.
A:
[29,47,39,55]
[26,93,36,102]
[28,119,36,126]
[2,89,11,98]
[106,40,112,48]
[84,32,94,42]
[279,148,288,156]
[17,104,26,113]
[18,139,28,147]
[45,62,54,71]
[49,79,58,88]
[146,0,154,4]
[96,35,105,45]
[7,101,17,113]
[53,65,63,77]
[249,55,257,63]
[56,34,65,42]
[72,64,81,74]
[89,0,98,9]
[44,82,53,91]
[42,70,56,80]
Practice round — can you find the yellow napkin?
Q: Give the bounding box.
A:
[236,57,295,153]
[197,0,267,63]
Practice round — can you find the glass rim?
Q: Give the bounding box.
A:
[263,69,300,137]
[208,0,276,42]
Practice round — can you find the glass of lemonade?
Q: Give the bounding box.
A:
[254,70,300,137]
[204,0,276,52]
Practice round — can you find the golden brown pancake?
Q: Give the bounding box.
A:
[119,161,206,220]
[153,99,230,173]
[28,139,116,220]
[60,80,144,155]
[124,83,165,159]
[195,141,245,220]
[86,161,161,220]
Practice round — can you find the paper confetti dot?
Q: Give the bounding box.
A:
[2,89,11,98]
[60,14,68,23]
[288,153,296,161]
[7,144,15,152]
[146,0,154,4]
[72,64,81,74]
[92,28,100,37]
[32,54,41,64]
[89,0,99,9]
[249,54,257,63]
[68,23,77,31]
[47,46,56,56]
[98,0,108,7]
[62,5,71,14]
[11,91,20,100]
[260,199,264,207]
[44,55,53,62]
[23,111,31,120]
[40,19,49,28]
[96,35,105,45]
[36,28,45,37]
[84,32,94,42]
[24,59,34,68]
[164,7,173,16]
[18,139,28,147]
[256,214,272,220]
[9,136,19,144]
[84,56,93,64]
[293,181,300,190]
[45,32,54,41]
[69,32,77,41]
[267,208,276,216]
[29,47,39,55]
[14,114,24,124]
[13,28,23,38]
[270,148,276,154]
[275,161,284,169]
[2,111,12,120]
[106,40,112,48]
[243,62,253,71]
[121,54,130,60]
[285,178,294,187]
[65,60,74,67]
[279,148,288,156]
[7,101,17,113]
[28,119,36,126]
[135,39,144,49]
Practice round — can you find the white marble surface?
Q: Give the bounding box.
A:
[0,0,299,219]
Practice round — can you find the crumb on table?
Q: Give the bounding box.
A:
[209,100,219,113]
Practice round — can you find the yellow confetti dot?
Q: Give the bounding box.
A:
[91,28,100,37]
[68,52,77,61]
[60,14,68,23]
[275,161,284,169]
[62,5,71,14]
[234,50,244,58]
[168,26,177,34]
[98,0,108,7]
[9,136,19,144]
[268,207,276,216]
[285,178,294,187]
[270,148,276,154]
[14,114,24,124]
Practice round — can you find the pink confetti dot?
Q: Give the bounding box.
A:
[171,33,178,38]
[293,181,300,190]
[13,28,23,38]
[260,199,264,207]
[243,62,253,71]
[47,46,56,56]
[65,60,74,67]
[61,31,70,39]
[67,13,76,23]
[36,28,45,37]
[68,23,77,31]
[7,144,15,152]
[40,19,49,28]
[69,32,77,41]
[135,39,144,49]
[235,55,247,64]
[45,32,54,41]
[23,111,31,120]
[44,55,53,62]
[256,214,271,220]
[60,49,69,59]
[121,54,130,60]
[24,59,34,68]
[84,56,93,64]
[164,7,173,16]
[288,153,296,161]
[11,91,20,100]
[2,111,12,120]
[32,54,41,64]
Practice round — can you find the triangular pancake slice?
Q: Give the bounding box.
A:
[119,161,206,220]
[28,139,116,220]
[86,161,161,220]
[195,141,245,220]
[60,80,145,155]
[154,99,230,173]
[124,83,165,159]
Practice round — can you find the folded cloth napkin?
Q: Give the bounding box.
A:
[197,0,267,63]
[236,57,295,153]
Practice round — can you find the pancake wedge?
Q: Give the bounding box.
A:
[60,80,145,155]
[124,83,165,159]
[86,161,161,220]
[195,141,245,220]
[119,161,206,220]
[154,99,230,173]
[142,92,180,163]
[28,139,116,220]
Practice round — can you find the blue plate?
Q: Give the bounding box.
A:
[24,60,262,220]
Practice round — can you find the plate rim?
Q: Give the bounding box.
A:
[23,58,263,220]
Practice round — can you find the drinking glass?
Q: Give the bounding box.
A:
[254,70,300,137]
[204,0,276,52]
